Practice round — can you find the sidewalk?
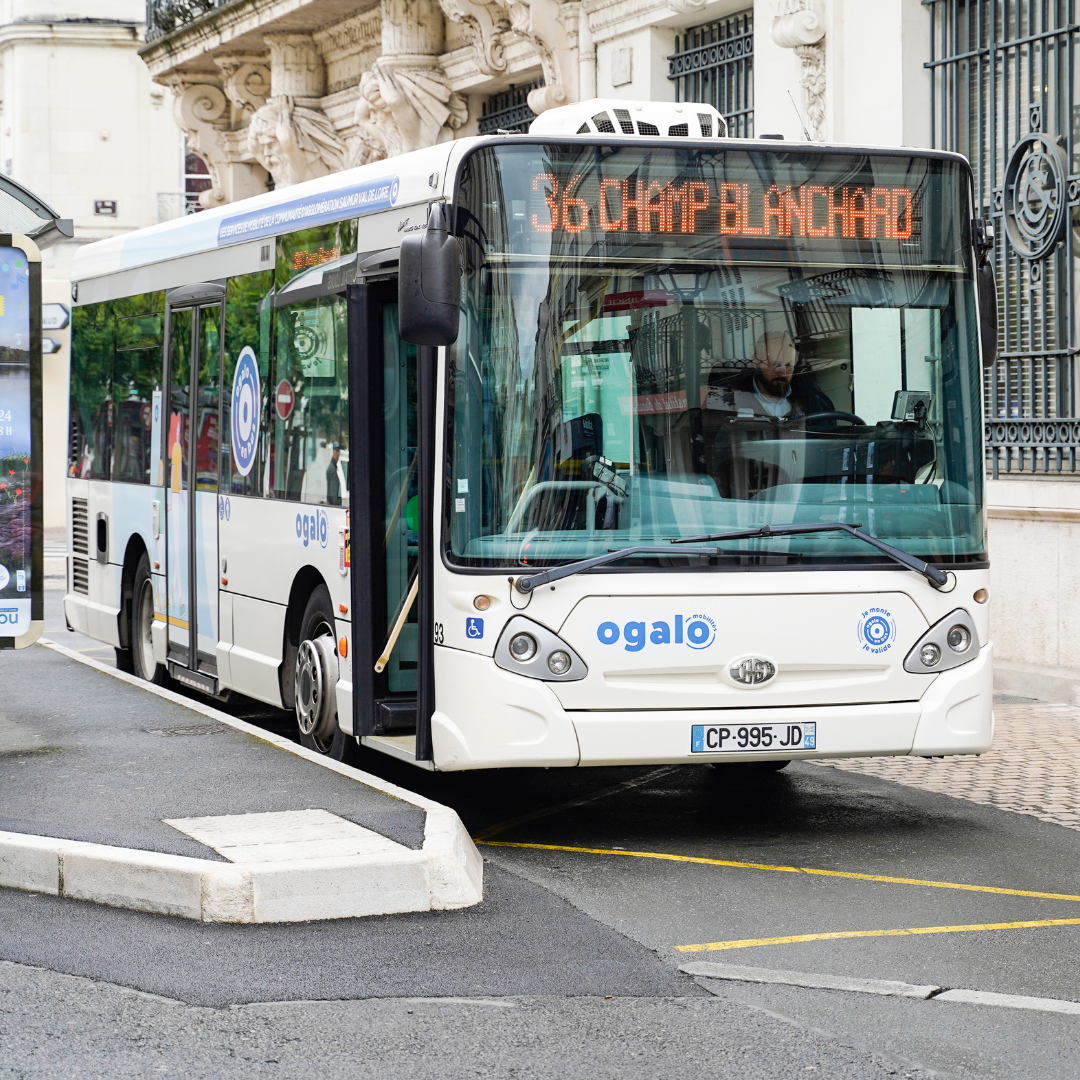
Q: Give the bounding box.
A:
[818,697,1080,833]
[0,638,482,922]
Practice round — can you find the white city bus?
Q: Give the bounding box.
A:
[65,99,996,771]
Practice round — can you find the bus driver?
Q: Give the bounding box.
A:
[734,330,834,420]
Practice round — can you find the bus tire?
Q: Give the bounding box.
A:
[294,586,354,762]
[131,553,167,685]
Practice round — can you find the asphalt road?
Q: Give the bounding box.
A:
[7,587,1076,1079]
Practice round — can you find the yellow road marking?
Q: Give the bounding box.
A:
[476,840,1080,904]
[677,918,1080,953]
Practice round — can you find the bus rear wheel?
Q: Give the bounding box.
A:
[131,553,167,685]
[294,586,354,762]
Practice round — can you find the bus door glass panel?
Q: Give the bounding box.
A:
[382,302,417,693]
[193,303,221,670]
[165,307,192,661]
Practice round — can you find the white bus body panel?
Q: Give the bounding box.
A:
[216,495,351,709]
[428,566,992,770]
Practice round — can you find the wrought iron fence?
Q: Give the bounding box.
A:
[146,0,231,41]
[479,82,542,135]
[927,0,1080,473]
[668,11,754,138]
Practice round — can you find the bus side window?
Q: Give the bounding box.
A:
[69,301,114,481]
[223,270,274,497]
[112,294,164,485]
[271,294,348,506]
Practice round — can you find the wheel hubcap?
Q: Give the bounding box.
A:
[295,633,338,742]
[137,579,155,678]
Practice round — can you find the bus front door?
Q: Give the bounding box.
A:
[348,282,423,745]
[164,289,224,693]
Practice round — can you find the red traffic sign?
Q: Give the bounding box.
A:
[275,379,294,421]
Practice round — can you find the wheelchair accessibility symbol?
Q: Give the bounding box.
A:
[466,617,484,639]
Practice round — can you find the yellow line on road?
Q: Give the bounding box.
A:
[476,840,1080,904]
[677,918,1080,953]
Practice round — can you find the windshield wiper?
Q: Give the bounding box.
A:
[671,523,950,589]
[514,546,721,593]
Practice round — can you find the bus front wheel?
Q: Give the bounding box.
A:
[131,553,167,685]
[294,586,354,762]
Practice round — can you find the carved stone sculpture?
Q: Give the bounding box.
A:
[439,0,510,76]
[356,0,469,155]
[489,0,578,114]
[248,96,347,186]
[166,75,269,208]
[214,54,271,117]
[772,0,826,140]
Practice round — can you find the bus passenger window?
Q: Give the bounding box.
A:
[271,294,348,506]
[69,301,114,481]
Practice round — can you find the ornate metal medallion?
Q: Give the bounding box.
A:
[1003,132,1068,260]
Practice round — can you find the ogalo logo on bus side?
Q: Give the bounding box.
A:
[231,346,260,477]
[596,613,717,652]
[857,607,896,654]
[296,508,328,550]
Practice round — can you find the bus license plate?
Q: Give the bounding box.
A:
[691,722,816,754]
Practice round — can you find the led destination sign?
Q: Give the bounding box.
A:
[530,173,916,242]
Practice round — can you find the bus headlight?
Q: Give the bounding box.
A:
[920,643,941,667]
[495,616,587,682]
[903,608,980,674]
[509,632,538,662]
[547,650,571,675]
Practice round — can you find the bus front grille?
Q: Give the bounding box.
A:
[72,557,89,594]
[72,499,88,555]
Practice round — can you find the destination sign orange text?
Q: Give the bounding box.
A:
[530,174,915,241]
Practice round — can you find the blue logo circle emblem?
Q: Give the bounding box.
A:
[390,176,400,205]
[858,609,896,653]
[231,346,260,477]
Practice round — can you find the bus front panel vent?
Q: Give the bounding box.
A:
[72,499,88,556]
[72,557,89,594]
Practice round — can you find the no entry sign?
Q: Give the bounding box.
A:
[275,379,294,421]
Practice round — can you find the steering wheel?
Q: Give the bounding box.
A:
[796,410,867,426]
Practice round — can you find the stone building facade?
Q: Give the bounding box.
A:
[137,0,1080,701]
[139,0,929,204]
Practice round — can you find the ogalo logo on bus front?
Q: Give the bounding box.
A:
[596,613,717,652]
[230,346,260,477]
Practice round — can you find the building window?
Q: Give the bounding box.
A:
[668,11,754,139]
[479,81,543,135]
[185,142,211,214]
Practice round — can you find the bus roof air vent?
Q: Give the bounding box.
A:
[529,99,729,139]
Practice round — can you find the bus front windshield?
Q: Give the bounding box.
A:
[448,143,985,571]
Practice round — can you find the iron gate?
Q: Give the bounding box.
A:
[927,1,1080,474]
[668,10,754,138]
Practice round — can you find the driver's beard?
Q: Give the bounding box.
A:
[757,374,792,399]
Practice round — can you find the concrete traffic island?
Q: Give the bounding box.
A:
[0,641,482,922]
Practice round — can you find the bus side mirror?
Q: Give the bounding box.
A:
[399,204,460,347]
[978,262,998,368]
[973,218,998,369]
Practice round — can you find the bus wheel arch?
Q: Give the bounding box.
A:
[122,539,167,685]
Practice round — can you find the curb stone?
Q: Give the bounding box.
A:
[0,639,483,922]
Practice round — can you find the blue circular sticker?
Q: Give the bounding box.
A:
[390,176,400,205]
[858,608,896,653]
[231,346,260,477]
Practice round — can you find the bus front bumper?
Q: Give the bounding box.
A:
[429,644,994,770]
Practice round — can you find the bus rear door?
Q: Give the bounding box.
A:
[163,283,224,693]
